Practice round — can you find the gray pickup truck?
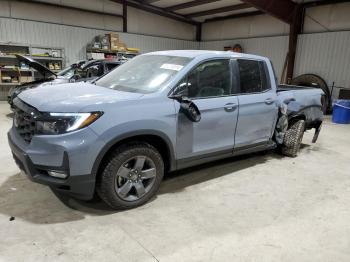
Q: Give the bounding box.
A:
[8,50,324,209]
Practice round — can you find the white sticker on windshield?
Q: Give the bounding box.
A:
[160,64,184,71]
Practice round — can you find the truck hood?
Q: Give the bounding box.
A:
[18,82,144,112]
[15,54,56,79]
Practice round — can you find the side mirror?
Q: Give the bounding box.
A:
[70,74,81,83]
[169,94,201,122]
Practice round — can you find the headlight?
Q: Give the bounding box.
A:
[36,112,103,135]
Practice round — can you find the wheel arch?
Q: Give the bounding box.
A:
[91,130,176,179]
[288,113,306,125]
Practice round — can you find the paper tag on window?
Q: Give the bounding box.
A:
[160,64,183,71]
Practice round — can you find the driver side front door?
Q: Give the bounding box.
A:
[174,59,239,168]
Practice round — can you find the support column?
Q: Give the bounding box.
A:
[286,5,304,83]
[196,23,202,42]
[123,0,127,33]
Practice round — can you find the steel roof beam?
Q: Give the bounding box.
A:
[166,0,220,11]
[186,3,251,18]
[240,0,297,24]
[204,10,264,22]
[111,0,199,25]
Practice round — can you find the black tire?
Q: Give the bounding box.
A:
[282,120,305,157]
[96,142,164,210]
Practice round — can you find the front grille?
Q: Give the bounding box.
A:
[13,104,36,144]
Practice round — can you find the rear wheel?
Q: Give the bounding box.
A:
[96,142,164,210]
[282,120,305,157]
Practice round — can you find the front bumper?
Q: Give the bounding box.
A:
[8,127,104,200]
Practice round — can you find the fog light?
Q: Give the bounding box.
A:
[47,170,67,179]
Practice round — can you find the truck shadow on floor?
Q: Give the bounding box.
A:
[159,150,281,195]
[0,149,293,224]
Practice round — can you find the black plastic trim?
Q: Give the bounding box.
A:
[176,141,275,170]
[91,130,177,178]
[8,132,94,200]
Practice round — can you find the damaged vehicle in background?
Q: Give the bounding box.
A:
[8,50,324,210]
[7,55,122,106]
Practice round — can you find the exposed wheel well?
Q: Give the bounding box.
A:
[288,114,322,131]
[289,114,306,126]
[96,135,172,178]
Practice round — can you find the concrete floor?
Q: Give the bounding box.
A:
[0,101,350,262]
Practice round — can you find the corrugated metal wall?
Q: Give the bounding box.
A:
[200,36,289,81]
[1,16,350,100]
[0,17,198,100]
[200,31,350,95]
[294,31,350,97]
[0,17,199,66]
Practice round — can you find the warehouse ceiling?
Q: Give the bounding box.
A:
[135,0,325,23]
[22,0,332,25]
[148,0,257,22]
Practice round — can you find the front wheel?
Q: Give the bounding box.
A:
[281,120,305,157]
[96,142,164,210]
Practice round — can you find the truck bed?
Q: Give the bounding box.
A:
[277,84,315,92]
[276,85,324,128]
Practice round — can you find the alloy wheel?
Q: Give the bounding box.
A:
[114,155,157,201]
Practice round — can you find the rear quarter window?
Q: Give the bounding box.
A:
[237,59,270,93]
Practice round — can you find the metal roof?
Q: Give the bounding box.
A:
[136,0,325,23]
[24,0,331,25]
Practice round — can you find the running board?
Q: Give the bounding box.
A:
[232,141,276,157]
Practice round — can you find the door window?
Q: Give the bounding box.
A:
[175,59,231,98]
[84,63,104,78]
[106,63,119,72]
[237,59,270,93]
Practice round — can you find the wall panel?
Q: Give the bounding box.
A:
[200,31,350,96]
[202,14,289,41]
[0,0,196,41]
[127,7,196,41]
[200,36,289,81]
[304,2,350,33]
[294,31,350,96]
[0,17,199,66]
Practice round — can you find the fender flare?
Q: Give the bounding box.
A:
[90,130,176,178]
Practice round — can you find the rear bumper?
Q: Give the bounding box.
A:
[8,131,96,200]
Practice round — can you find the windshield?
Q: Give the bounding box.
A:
[57,61,87,79]
[96,55,191,93]
[57,67,75,79]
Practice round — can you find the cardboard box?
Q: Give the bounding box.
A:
[87,52,105,60]
[20,76,33,83]
[48,63,55,70]
[1,76,11,83]
[108,33,122,51]
[54,63,61,70]
[111,42,127,52]
[107,33,119,43]
[102,44,109,50]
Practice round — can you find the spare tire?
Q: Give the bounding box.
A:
[291,74,331,114]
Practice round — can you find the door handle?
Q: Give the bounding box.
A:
[224,103,237,112]
[265,98,275,105]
